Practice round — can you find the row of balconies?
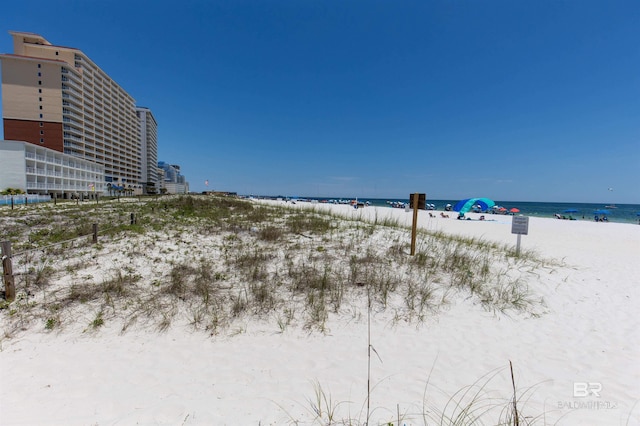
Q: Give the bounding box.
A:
[79,106,138,129]
[57,147,141,170]
[25,152,101,173]
[80,137,140,155]
[25,167,101,180]
[75,58,135,103]
[26,182,104,191]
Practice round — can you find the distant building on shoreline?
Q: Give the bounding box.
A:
[0,31,161,198]
[158,161,189,194]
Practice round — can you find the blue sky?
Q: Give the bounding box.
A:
[1,1,638,203]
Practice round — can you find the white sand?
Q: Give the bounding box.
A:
[1,201,639,425]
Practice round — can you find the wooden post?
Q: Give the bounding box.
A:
[130,213,136,225]
[1,241,16,302]
[410,193,419,256]
[54,193,57,205]
[92,224,98,244]
[10,196,14,210]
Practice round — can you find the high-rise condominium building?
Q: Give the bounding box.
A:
[136,107,158,194]
[0,31,149,191]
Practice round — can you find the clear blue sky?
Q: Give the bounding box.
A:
[1,1,638,203]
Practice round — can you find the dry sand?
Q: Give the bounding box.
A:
[1,200,638,425]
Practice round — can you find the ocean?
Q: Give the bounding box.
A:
[281,197,640,225]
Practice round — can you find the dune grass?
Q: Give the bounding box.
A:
[0,195,551,338]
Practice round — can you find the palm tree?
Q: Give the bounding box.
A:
[1,187,25,196]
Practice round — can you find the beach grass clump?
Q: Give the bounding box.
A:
[257,225,283,241]
[296,362,546,426]
[102,269,141,297]
[287,212,334,235]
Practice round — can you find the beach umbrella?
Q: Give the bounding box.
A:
[509,208,520,213]
[453,197,495,213]
[593,209,610,215]
[563,209,579,213]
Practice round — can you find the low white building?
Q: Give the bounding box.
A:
[0,140,104,199]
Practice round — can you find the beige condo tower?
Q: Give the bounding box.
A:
[0,31,157,194]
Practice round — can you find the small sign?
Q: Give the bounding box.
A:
[511,216,529,235]
[409,193,426,210]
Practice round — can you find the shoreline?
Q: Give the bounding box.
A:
[250,196,640,225]
[257,199,640,265]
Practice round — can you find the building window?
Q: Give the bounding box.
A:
[55,51,59,56]
[40,122,43,127]
[38,81,42,85]
[39,105,43,110]
[38,72,41,77]
[38,88,42,93]
[39,97,42,102]
[40,130,44,135]
[39,114,43,118]
[38,64,41,68]
[40,138,44,143]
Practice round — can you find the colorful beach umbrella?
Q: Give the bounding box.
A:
[509,208,520,213]
[453,198,496,213]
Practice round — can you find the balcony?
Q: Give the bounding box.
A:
[61,76,81,90]
[61,84,80,97]
[63,141,84,150]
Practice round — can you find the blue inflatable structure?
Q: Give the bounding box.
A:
[453,198,496,213]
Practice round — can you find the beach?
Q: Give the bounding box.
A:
[0,199,638,425]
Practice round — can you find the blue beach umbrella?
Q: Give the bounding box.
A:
[593,209,611,215]
[563,209,579,213]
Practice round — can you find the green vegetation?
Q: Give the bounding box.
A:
[0,195,550,338]
[1,188,26,195]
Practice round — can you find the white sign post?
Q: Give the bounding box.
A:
[511,216,529,256]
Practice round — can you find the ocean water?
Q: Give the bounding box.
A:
[288,197,640,225]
